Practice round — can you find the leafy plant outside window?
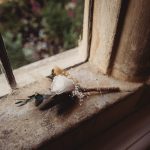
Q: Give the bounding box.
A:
[0,0,84,69]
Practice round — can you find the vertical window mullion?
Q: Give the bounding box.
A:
[0,33,17,89]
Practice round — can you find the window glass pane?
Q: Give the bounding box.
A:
[0,0,84,69]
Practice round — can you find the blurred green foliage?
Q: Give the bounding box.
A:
[2,32,30,68]
[42,0,83,49]
[0,0,84,69]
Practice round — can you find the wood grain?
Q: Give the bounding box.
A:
[89,0,122,73]
[112,0,150,81]
[89,0,150,82]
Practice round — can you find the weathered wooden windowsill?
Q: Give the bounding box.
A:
[0,63,144,149]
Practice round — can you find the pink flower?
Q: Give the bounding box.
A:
[30,0,41,14]
[72,0,77,3]
[67,10,74,17]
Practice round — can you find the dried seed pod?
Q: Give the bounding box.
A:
[53,66,69,77]
[49,66,69,79]
[51,75,75,95]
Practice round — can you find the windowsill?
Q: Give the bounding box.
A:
[0,62,145,149]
